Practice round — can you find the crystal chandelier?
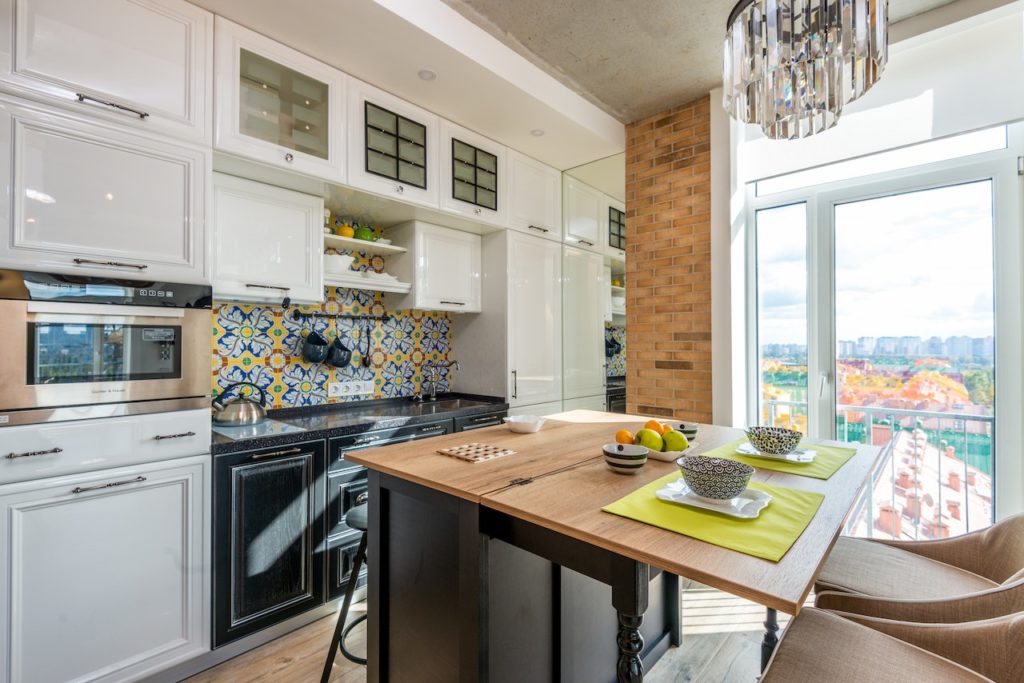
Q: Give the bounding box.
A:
[723,0,888,140]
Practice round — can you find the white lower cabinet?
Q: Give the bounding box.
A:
[0,454,210,683]
[508,401,563,417]
[562,395,606,411]
[563,246,607,399]
[211,173,324,305]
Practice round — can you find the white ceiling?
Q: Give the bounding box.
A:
[442,0,962,123]
[190,0,625,170]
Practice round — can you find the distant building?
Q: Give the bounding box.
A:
[838,340,856,357]
[924,336,946,357]
[973,336,994,358]
[946,336,973,358]
[898,336,922,356]
[876,336,899,356]
[855,336,876,356]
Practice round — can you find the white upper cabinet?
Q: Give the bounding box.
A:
[0,0,213,143]
[388,221,480,313]
[439,120,506,228]
[214,17,346,183]
[605,197,626,260]
[562,245,607,399]
[563,176,604,252]
[211,173,324,305]
[507,232,562,406]
[0,95,209,283]
[507,150,561,241]
[347,78,439,208]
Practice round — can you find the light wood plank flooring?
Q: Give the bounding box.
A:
[188,586,782,682]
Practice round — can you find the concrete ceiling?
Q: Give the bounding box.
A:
[442,0,961,124]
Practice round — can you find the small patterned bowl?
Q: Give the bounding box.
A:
[675,455,754,501]
[745,426,802,456]
[603,443,649,474]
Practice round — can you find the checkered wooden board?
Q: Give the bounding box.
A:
[437,443,516,463]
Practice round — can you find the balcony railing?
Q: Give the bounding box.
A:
[763,399,994,539]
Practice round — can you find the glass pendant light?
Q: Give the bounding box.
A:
[723,0,888,140]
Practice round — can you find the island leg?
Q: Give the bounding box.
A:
[611,557,650,683]
[761,607,779,671]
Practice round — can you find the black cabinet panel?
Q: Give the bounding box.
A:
[454,411,507,432]
[213,440,326,647]
[328,536,369,601]
[328,420,452,472]
[327,470,368,541]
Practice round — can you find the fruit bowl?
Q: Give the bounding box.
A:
[603,443,649,474]
[504,415,546,433]
[745,426,802,456]
[675,455,754,501]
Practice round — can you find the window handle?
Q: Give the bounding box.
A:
[818,373,830,399]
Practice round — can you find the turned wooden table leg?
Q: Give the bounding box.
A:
[611,556,649,683]
[761,607,779,672]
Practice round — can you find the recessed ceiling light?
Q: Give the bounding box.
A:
[530,129,545,137]
[417,69,437,81]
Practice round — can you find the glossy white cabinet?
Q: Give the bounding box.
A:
[507,232,562,406]
[347,78,439,208]
[507,401,563,417]
[388,221,481,313]
[439,120,506,227]
[215,17,346,183]
[603,264,614,323]
[0,454,210,683]
[0,0,213,143]
[507,149,561,241]
[0,95,209,283]
[211,173,324,305]
[562,395,606,411]
[563,176,604,252]
[563,245,607,399]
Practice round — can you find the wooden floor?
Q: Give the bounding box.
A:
[188,585,781,683]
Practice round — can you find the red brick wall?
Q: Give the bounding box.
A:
[625,95,712,421]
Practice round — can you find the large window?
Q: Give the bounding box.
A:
[748,125,1023,535]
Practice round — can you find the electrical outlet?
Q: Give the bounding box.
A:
[328,382,343,398]
[329,380,374,398]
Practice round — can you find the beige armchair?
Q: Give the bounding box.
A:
[814,514,1024,611]
[762,608,1024,683]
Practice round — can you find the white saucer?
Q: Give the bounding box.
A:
[656,479,772,519]
[648,445,692,462]
[737,442,816,463]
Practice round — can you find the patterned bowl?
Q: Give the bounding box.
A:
[745,426,802,456]
[603,443,649,474]
[675,455,754,501]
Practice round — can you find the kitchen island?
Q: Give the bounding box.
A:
[346,410,882,683]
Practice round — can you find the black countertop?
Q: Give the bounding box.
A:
[211,393,508,455]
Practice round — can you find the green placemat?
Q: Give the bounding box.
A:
[602,472,824,562]
[703,438,857,480]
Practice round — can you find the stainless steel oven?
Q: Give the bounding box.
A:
[0,269,211,426]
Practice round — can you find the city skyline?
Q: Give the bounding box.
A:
[763,333,996,360]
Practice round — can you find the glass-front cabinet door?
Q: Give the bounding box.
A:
[214,17,346,183]
[347,77,439,208]
[606,201,626,259]
[440,120,507,227]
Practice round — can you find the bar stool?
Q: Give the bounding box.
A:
[321,503,368,683]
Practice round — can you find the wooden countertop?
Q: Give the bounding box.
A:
[347,410,882,614]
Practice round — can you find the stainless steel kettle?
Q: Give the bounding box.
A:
[212,382,268,426]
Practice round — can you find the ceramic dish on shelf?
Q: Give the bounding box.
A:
[648,445,692,462]
[736,442,816,463]
[323,253,356,273]
[656,478,772,519]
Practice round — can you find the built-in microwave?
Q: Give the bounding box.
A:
[0,269,212,426]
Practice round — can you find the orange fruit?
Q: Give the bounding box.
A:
[644,420,664,433]
[660,423,674,435]
[614,429,635,445]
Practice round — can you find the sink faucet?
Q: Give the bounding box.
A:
[418,360,461,401]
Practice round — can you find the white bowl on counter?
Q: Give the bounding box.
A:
[504,415,546,433]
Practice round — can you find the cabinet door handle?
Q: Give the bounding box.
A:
[474,208,482,215]
[511,370,518,400]
[153,431,196,441]
[251,447,303,461]
[395,185,405,194]
[355,491,369,505]
[440,300,465,306]
[353,435,380,446]
[71,475,146,494]
[73,258,147,270]
[471,415,499,423]
[75,93,149,119]
[5,447,63,460]
[284,153,294,163]
[528,225,550,233]
[578,239,594,247]
[418,425,447,435]
[245,284,291,292]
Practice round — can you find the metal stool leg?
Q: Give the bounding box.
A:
[321,532,368,682]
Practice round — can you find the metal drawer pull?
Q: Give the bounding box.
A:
[73,258,147,270]
[578,239,595,247]
[72,475,146,494]
[355,491,369,505]
[471,415,499,423]
[154,431,196,441]
[76,93,149,119]
[528,225,550,233]
[5,447,63,460]
[440,300,466,306]
[353,435,380,445]
[511,369,518,399]
[245,283,291,292]
[419,426,446,433]
[251,447,303,461]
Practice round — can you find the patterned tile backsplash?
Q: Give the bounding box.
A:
[605,323,626,377]
[212,254,454,408]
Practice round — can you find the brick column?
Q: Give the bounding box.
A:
[624,95,712,421]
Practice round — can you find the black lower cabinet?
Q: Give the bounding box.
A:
[328,536,369,601]
[213,440,327,647]
[454,411,507,432]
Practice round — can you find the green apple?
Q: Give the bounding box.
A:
[634,428,664,452]
[662,430,689,453]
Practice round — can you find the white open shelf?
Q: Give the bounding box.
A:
[610,285,626,296]
[324,233,407,255]
[324,272,412,294]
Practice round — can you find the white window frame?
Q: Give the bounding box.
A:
[745,124,1024,519]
